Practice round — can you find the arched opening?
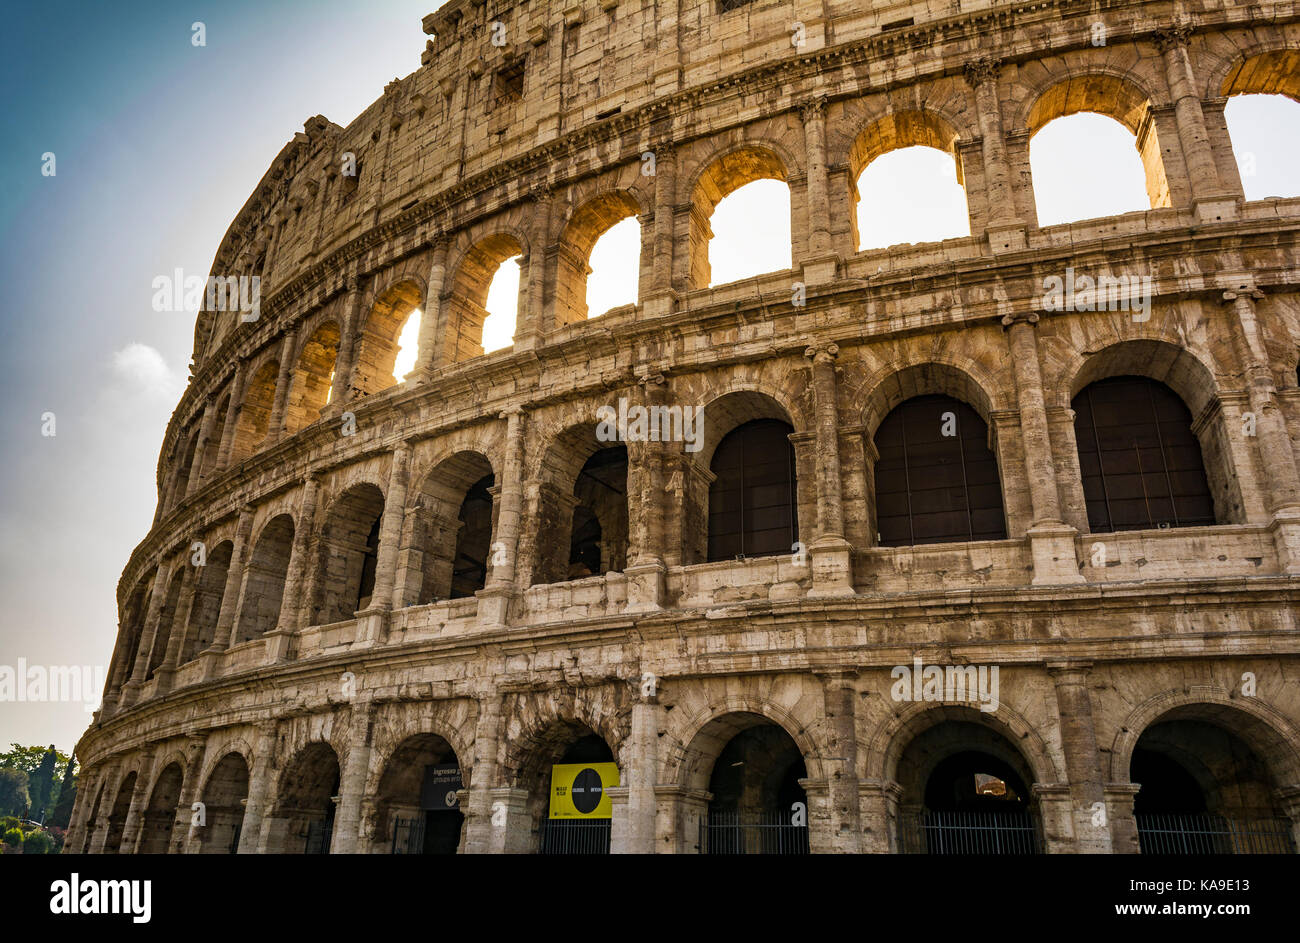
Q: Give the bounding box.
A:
[1072,376,1215,532]
[230,359,280,463]
[1132,710,1295,853]
[374,734,465,854]
[447,234,524,362]
[850,112,970,250]
[690,147,791,288]
[138,762,184,854]
[104,772,137,854]
[1223,94,1300,200]
[707,419,798,561]
[146,569,187,680]
[696,714,810,855]
[408,452,496,605]
[351,280,423,395]
[312,484,385,624]
[172,429,201,506]
[874,394,1007,546]
[234,514,295,643]
[80,782,106,853]
[199,394,230,477]
[515,728,616,855]
[268,742,340,854]
[555,192,642,325]
[113,577,153,697]
[1027,75,1168,226]
[895,719,1042,854]
[284,320,341,434]
[199,753,249,854]
[179,541,232,664]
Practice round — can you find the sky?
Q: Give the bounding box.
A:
[1,1,1297,756]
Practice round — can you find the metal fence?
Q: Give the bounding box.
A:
[539,818,611,854]
[1135,814,1296,855]
[899,809,1042,854]
[304,819,333,855]
[391,816,426,854]
[699,811,810,855]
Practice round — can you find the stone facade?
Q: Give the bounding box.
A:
[67,0,1300,855]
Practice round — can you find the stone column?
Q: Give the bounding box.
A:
[122,564,172,702]
[153,560,199,692]
[643,137,678,318]
[265,326,299,444]
[1003,312,1083,583]
[817,670,861,851]
[370,445,411,612]
[1154,26,1236,220]
[858,780,901,853]
[241,722,278,853]
[121,752,156,854]
[625,375,668,612]
[516,186,552,348]
[1031,782,1077,854]
[330,699,373,854]
[86,767,119,854]
[463,694,502,854]
[175,735,208,854]
[270,474,320,661]
[479,407,525,625]
[215,359,247,472]
[1221,286,1300,572]
[805,344,854,595]
[799,96,837,281]
[326,277,362,412]
[609,694,661,854]
[209,505,256,653]
[415,239,450,377]
[1105,782,1142,854]
[965,58,1026,251]
[1048,662,1112,853]
[191,396,220,484]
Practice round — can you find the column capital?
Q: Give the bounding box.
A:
[498,404,525,421]
[1221,287,1265,304]
[963,57,1003,88]
[1001,310,1041,329]
[804,342,839,364]
[1152,24,1192,53]
[798,94,828,123]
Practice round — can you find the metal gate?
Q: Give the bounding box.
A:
[391,815,426,854]
[699,811,810,854]
[539,818,611,854]
[899,809,1042,854]
[304,819,333,855]
[1135,814,1296,854]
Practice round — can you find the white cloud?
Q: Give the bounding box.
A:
[111,342,181,398]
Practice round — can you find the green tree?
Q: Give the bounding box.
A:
[2,827,23,850]
[0,769,29,818]
[28,746,57,821]
[0,744,72,813]
[50,759,77,828]
[23,830,53,855]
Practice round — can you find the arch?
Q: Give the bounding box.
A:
[555,190,643,325]
[445,233,525,363]
[860,361,1001,437]
[688,143,791,289]
[707,418,798,561]
[198,393,230,478]
[408,451,496,605]
[371,733,465,854]
[284,319,341,434]
[267,741,340,854]
[671,706,820,794]
[849,110,970,250]
[80,780,108,853]
[230,358,280,464]
[138,762,184,853]
[103,770,138,853]
[179,540,233,664]
[171,428,202,506]
[352,279,422,395]
[1024,72,1170,219]
[234,514,295,643]
[312,483,386,624]
[112,573,154,695]
[145,568,188,680]
[873,394,1008,545]
[1220,48,1300,103]
[198,752,249,854]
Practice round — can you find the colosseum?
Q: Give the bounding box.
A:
[65,0,1300,855]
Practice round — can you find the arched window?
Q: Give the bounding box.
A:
[707,419,798,561]
[1221,50,1300,201]
[556,193,641,324]
[448,234,524,362]
[353,281,422,394]
[689,147,791,289]
[873,395,1006,546]
[1071,376,1215,532]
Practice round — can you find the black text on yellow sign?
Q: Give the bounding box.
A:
[548,762,620,819]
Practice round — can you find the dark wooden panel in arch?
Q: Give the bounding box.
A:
[1072,375,1215,532]
[874,394,1007,546]
[707,418,798,561]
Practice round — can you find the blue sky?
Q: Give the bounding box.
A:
[1,2,1296,754]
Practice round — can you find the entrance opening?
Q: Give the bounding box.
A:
[378,734,465,855]
[199,753,249,854]
[537,732,616,855]
[271,742,340,854]
[701,719,809,854]
[139,763,184,854]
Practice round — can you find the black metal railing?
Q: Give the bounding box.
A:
[899,809,1042,854]
[391,815,427,854]
[539,818,611,854]
[1135,814,1295,855]
[228,822,242,855]
[304,819,333,855]
[699,811,810,855]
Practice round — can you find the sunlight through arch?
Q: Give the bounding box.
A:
[708,179,791,287]
[481,256,521,353]
[1030,113,1150,226]
[856,146,969,250]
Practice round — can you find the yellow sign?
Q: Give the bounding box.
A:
[548,762,620,819]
